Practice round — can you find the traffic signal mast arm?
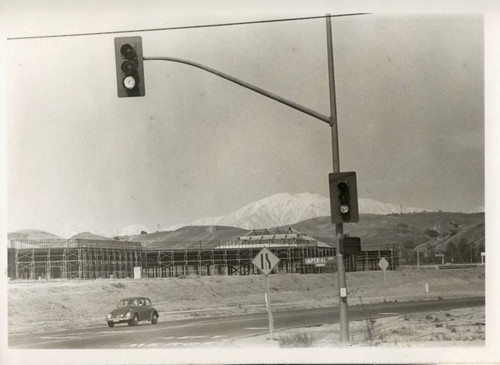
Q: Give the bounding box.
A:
[143,56,331,125]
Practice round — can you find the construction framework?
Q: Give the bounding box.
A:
[8,239,142,280]
[7,229,398,280]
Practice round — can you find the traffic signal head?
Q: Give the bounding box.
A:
[329,171,359,223]
[114,37,145,97]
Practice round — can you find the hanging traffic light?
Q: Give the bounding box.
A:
[114,37,145,97]
[329,172,359,223]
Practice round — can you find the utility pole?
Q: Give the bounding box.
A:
[326,14,349,343]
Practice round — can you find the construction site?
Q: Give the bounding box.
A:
[7,228,399,280]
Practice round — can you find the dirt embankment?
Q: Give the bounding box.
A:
[8,267,485,334]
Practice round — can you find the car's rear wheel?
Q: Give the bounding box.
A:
[151,313,158,325]
[128,314,139,326]
[107,321,114,328]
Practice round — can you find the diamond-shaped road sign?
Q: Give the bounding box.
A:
[378,257,389,271]
[252,248,280,275]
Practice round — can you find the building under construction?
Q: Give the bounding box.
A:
[7,227,398,280]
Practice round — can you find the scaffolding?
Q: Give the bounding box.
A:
[8,239,142,280]
[139,245,337,278]
[7,231,398,280]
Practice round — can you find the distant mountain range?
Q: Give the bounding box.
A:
[8,212,485,266]
[8,192,485,264]
[166,192,428,231]
[8,192,483,242]
[8,229,64,240]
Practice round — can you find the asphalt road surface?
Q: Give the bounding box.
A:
[9,297,484,349]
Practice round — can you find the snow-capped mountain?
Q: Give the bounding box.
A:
[359,198,425,215]
[117,224,149,236]
[168,192,427,231]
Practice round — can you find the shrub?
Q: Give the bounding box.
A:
[365,317,377,342]
[424,229,439,238]
[359,297,377,342]
[278,332,314,348]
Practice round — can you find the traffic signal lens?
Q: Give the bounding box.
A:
[120,44,135,58]
[337,181,350,215]
[340,205,349,214]
[121,60,138,75]
[123,76,137,90]
[338,181,349,204]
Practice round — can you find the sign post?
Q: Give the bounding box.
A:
[435,253,445,265]
[378,257,389,293]
[252,248,280,338]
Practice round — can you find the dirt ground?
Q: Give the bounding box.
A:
[234,306,485,348]
[8,267,485,342]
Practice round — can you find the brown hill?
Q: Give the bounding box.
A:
[125,225,247,248]
[288,212,484,264]
[434,220,485,251]
[70,232,111,240]
[8,229,63,240]
[414,220,485,264]
[290,213,482,246]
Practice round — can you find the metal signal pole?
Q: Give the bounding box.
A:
[326,13,349,343]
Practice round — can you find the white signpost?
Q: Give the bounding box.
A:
[133,266,142,279]
[378,257,389,293]
[252,248,280,338]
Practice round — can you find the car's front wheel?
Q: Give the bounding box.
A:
[107,321,114,328]
[128,314,139,326]
[151,313,158,325]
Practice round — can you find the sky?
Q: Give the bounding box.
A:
[2,1,490,238]
[2,2,500,364]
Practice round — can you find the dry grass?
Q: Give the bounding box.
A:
[278,331,314,347]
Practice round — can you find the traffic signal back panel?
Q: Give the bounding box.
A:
[329,171,359,223]
[339,236,361,254]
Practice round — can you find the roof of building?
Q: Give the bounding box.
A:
[216,227,332,249]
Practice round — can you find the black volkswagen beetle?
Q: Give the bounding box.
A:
[106,297,159,327]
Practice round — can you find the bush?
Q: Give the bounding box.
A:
[424,229,439,238]
[359,297,377,342]
[278,332,314,348]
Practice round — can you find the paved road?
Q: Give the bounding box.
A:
[9,297,484,349]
